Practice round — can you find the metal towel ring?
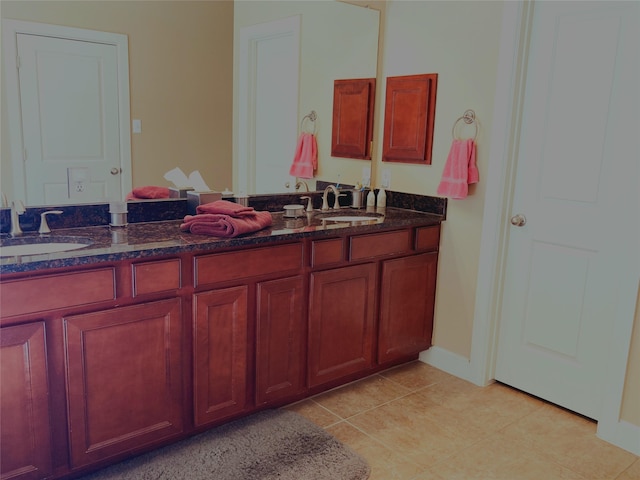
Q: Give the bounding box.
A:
[452,109,478,140]
[300,110,317,134]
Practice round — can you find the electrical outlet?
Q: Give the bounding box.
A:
[381,169,391,189]
[362,166,371,187]
[67,167,90,199]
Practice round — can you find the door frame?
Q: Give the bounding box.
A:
[468,0,639,454]
[2,19,132,203]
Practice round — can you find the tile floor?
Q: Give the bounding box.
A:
[285,361,640,480]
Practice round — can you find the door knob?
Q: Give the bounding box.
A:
[110,168,121,175]
[510,214,526,227]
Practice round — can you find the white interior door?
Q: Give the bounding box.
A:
[495,1,639,420]
[17,33,122,205]
[238,16,300,195]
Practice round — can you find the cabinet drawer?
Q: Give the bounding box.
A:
[195,243,303,286]
[0,268,116,319]
[132,259,181,296]
[311,238,344,267]
[350,230,412,261]
[415,226,440,252]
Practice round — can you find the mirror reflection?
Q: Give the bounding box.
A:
[1,1,380,207]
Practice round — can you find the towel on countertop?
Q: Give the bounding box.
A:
[289,132,317,179]
[436,139,479,199]
[196,200,256,217]
[180,211,273,238]
[126,186,171,201]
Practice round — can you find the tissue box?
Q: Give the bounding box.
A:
[187,191,222,214]
[169,187,194,198]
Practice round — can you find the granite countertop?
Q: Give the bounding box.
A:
[0,207,443,275]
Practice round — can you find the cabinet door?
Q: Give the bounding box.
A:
[64,299,184,468]
[255,276,305,405]
[308,264,376,387]
[0,322,52,480]
[382,74,438,164]
[193,286,248,426]
[378,253,437,363]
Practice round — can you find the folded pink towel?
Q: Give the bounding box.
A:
[437,139,479,199]
[126,186,170,200]
[289,132,317,179]
[196,200,255,217]
[180,211,272,238]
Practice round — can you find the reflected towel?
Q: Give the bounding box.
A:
[436,139,478,199]
[180,211,272,238]
[126,186,170,201]
[289,132,318,179]
[196,200,255,217]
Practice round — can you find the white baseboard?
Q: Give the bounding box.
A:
[419,346,484,385]
[598,419,640,456]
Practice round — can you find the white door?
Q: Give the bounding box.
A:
[17,33,122,205]
[238,16,300,195]
[495,1,639,420]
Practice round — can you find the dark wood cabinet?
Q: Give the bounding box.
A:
[64,299,184,468]
[193,286,249,426]
[378,253,438,363]
[331,78,376,159]
[255,276,306,405]
[0,322,52,480]
[382,73,438,164]
[308,263,376,387]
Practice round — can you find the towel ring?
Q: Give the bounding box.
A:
[301,110,317,134]
[452,109,478,140]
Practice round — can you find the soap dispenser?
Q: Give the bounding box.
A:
[366,189,376,207]
[377,187,386,208]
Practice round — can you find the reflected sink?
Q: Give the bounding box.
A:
[0,237,93,257]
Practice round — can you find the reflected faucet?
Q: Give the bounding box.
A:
[321,185,344,211]
[295,181,309,192]
[10,200,25,236]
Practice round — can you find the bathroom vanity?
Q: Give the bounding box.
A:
[0,206,442,479]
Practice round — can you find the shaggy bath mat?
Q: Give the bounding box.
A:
[77,409,370,480]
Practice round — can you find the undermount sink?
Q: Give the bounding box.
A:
[320,216,382,223]
[0,237,93,257]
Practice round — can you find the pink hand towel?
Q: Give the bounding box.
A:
[125,186,170,200]
[437,139,479,199]
[196,200,255,217]
[289,132,318,179]
[180,211,272,238]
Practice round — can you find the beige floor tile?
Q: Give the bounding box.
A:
[326,421,425,480]
[379,360,455,391]
[283,399,341,427]
[502,404,638,479]
[427,430,587,480]
[418,381,545,434]
[347,392,485,469]
[615,458,640,480]
[312,374,411,419]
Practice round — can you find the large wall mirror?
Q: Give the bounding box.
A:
[0,1,380,207]
[234,1,380,195]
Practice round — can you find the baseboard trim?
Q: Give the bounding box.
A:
[419,346,484,385]
[598,419,640,456]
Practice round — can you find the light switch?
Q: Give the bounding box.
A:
[132,119,142,133]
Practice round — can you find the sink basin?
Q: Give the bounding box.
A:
[0,237,93,257]
[321,216,381,223]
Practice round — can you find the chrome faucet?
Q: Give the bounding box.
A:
[10,200,25,236]
[321,185,344,211]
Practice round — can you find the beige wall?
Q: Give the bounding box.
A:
[1,0,233,194]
